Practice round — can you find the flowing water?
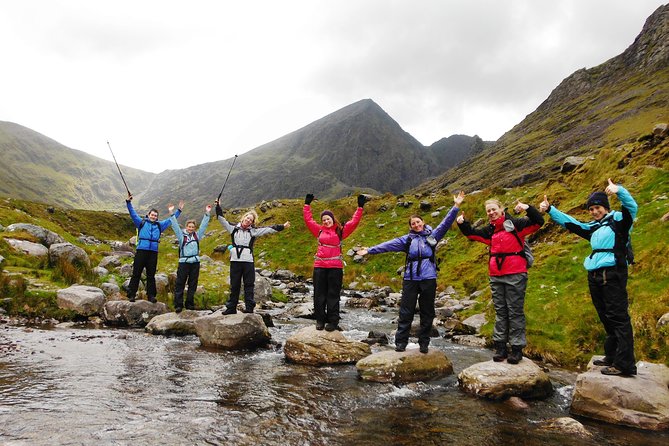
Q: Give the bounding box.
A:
[1,300,667,446]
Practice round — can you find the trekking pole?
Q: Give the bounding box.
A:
[217,154,238,201]
[107,141,132,196]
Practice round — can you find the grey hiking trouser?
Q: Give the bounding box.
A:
[490,273,527,347]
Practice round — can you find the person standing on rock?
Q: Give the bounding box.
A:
[169,204,212,313]
[357,191,464,353]
[304,194,365,331]
[540,179,637,376]
[456,196,543,364]
[215,202,290,314]
[126,194,182,303]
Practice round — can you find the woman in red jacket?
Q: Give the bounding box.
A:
[303,194,365,331]
[457,197,543,364]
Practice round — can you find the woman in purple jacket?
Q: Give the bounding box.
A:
[358,191,464,353]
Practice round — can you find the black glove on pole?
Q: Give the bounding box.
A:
[357,194,366,208]
[305,194,314,205]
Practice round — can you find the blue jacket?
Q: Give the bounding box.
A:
[126,201,181,252]
[547,186,637,271]
[170,213,210,263]
[367,205,459,281]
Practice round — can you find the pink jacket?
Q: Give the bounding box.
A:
[303,205,363,269]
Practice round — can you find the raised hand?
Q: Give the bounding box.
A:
[178,200,185,210]
[168,204,175,214]
[205,204,212,213]
[514,200,529,213]
[454,190,465,206]
[605,178,619,195]
[357,194,367,208]
[456,213,465,224]
[305,194,315,205]
[539,195,550,213]
[126,193,133,202]
[283,221,291,229]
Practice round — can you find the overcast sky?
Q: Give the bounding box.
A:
[0,1,664,173]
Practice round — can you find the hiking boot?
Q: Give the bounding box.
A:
[593,358,613,367]
[128,297,135,303]
[419,344,429,354]
[601,366,637,377]
[395,344,406,352]
[185,302,195,310]
[222,308,237,315]
[315,321,325,330]
[492,342,508,362]
[242,309,254,314]
[324,323,337,332]
[507,346,523,364]
[175,307,183,313]
[148,296,157,303]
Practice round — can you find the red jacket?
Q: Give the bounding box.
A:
[458,206,543,276]
[303,205,363,269]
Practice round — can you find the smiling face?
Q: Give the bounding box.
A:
[321,214,334,228]
[588,204,608,221]
[185,221,196,234]
[485,202,504,222]
[409,216,425,232]
[240,213,255,229]
[147,210,159,222]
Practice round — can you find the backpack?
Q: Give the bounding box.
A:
[510,229,534,268]
[589,215,635,265]
[403,234,437,279]
[230,226,256,258]
[180,232,199,260]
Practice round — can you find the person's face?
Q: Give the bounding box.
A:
[410,217,424,232]
[485,203,503,222]
[186,222,196,234]
[241,214,254,229]
[321,215,334,227]
[148,211,159,222]
[588,205,608,221]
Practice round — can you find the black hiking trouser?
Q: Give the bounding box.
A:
[228,261,256,312]
[588,265,636,373]
[128,249,158,299]
[313,267,343,325]
[174,262,200,310]
[395,279,437,348]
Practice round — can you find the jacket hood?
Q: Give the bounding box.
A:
[410,224,433,236]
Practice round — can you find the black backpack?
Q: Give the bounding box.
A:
[589,216,635,265]
[230,227,256,258]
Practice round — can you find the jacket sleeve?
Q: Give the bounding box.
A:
[431,205,459,241]
[515,206,544,238]
[341,207,363,239]
[616,185,637,228]
[197,213,211,239]
[217,215,235,234]
[169,215,181,237]
[303,205,322,237]
[368,235,409,255]
[126,201,142,228]
[159,209,180,232]
[251,226,278,237]
[457,220,492,246]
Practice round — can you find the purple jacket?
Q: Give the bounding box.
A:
[367,205,459,281]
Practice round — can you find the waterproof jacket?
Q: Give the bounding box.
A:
[217,215,285,263]
[170,212,210,263]
[458,205,543,276]
[127,201,180,252]
[303,205,363,269]
[368,205,460,281]
[547,185,637,271]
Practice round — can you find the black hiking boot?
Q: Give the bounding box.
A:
[492,342,508,362]
[507,346,523,364]
[128,296,135,303]
[175,307,183,313]
[148,296,157,303]
[593,357,613,367]
[419,344,429,354]
[316,321,325,330]
[324,323,337,332]
[601,366,637,377]
[395,344,407,352]
[222,308,236,315]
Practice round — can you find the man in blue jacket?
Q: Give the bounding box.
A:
[126,193,182,303]
[540,179,637,376]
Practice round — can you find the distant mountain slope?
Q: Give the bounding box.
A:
[0,121,154,210]
[417,4,669,194]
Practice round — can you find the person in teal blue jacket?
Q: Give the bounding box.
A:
[126,194,182,303]
[169,204,211,312]
[540,179,637,376]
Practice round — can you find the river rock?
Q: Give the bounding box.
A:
[284,326,371,365]
[286,303,315,319]
[451,335,487,347]
[5,238,48,257]
[409,321,439,338]
[145,310,210,336]
[461,313,487,333]
[274,269,296,280]
[254,275,273,304]
[356,349,453,384]
[155,273,169,295]
[345,297,377,309]
[49,242,91,267]
[538,417,592,438]
[103,300,168,327]
[195,312,271,350]
[570,358,669,431]
[458,358,553,400]
[6,223,64,246]
[56,285,106,316]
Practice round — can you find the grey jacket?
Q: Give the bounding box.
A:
[217,215,284,262]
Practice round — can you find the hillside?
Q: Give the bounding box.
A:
[417,3,669,195]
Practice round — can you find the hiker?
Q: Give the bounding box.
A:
[215,202,290,314]
[540,179,637,376]
[456,196,543,364]
[304,194,365,331]
[125,193,182,303]
[169,204,212,312]
[357,191,464,353]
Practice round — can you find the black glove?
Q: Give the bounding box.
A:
[357,194,367,208]
[305,194,314,205]
[215,203,223,217]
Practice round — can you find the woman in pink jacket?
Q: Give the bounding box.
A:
[303,193,365,331]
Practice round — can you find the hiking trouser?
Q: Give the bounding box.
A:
[588,265,636,373]
[128,249,158,299]
[395,279,437,348]
[489,273,527,347]
[228,261,256,312]
[313,267,343,325]
[174,262,200,309]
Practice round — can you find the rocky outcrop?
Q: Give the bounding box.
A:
[284,326,371,365]
[103,300,168,327]
[56,285,106,316]
[6,223,64,247]
[356,349,453,383]
[145,310,210,336]
[570,358,669,431]
[195,312,271,350]
[5,239,48,256]
[538,417,592,439]
[458,359,553,400]
[49,242,90,267]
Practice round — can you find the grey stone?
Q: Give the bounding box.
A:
[5,238,48,257]
[357,349,453,383]
[6,223,64,247]
[49,243,90,267]
[57,285,105,316]
[458,358,553,400]
[284,326,371,365]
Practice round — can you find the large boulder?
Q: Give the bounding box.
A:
[461,313,487,333]
[284,326,371,365]
[56,285,106,316]
[285,303,315,319]
[154,273,169,295]
[6,223,64,247]
[49,242,90,267]
[5,238,48,257]
[458,358,553,400]
[145,310,210,336]
[103,300,168,327]
[99,255,122,269]
[195,312,271,350]
[254,275,273,304]
[570,358,669,431]
[356,349,453,383]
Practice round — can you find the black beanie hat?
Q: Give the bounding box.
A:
[586,191,610,210]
